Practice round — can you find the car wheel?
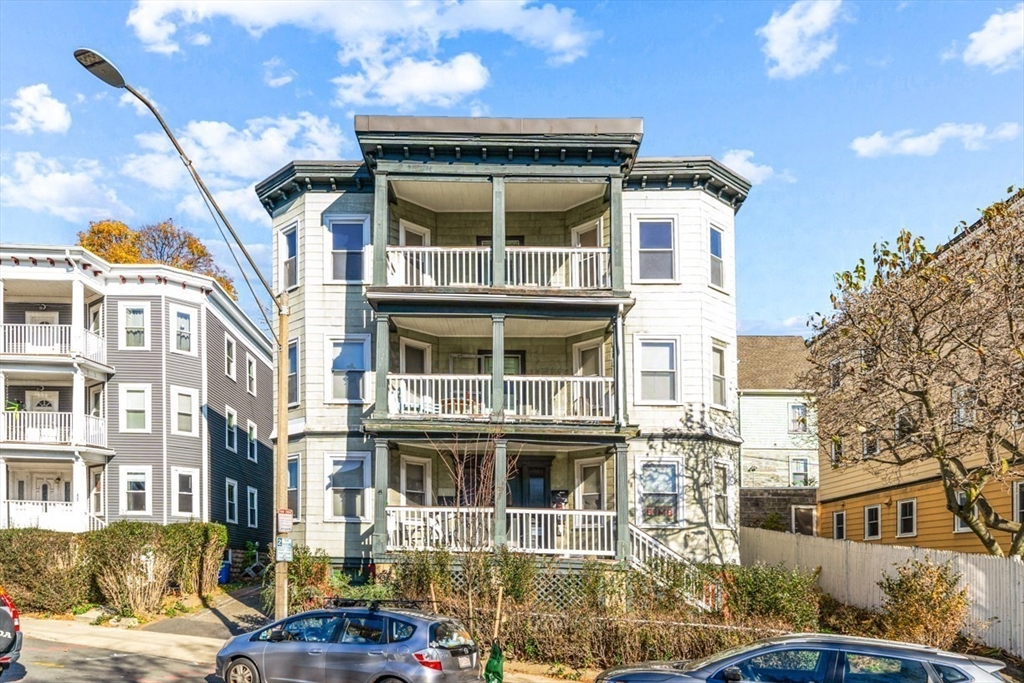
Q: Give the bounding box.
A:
[225,658,260,683]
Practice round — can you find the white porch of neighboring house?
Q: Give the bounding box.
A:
[0,455,106,532]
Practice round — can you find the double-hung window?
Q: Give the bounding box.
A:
[225,479,238,524]
[327,217,368,283]
[790,458,809,486]
[246,421,258,462]
[288,456,300,521]
[247,486,258,528]
[121,466,151,515]
[170,386,198,437]
[170,305,195,354]
[329,453,370,520]
[119,301,149,350]
[400,455,431,506]
[282,225,298,290]
[833,510,846,540]
[287,339,300,406]
[328,337,369,402]
[638,338,677,403]
[862,431,879,459]
[709,226,724,288]
[952,386,977,431]
[864,505,881,540]
[830,436,843,465]
[172,467,199,517]
[638,460,681,526]
[954,491,976,532]
[225,336,236,380]
[246,356,257,395]
[713,462,732,527]
[789,404,808,433]
[637,220,674,281]
[225,406,237,452]
[119,384,151,433]
[712,345,727,407]
[897,498,917,537]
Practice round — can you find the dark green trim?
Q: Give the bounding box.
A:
[610,176,624,290]
[361,418,636,442]
[491,177,505,286]
[372,172,389,286]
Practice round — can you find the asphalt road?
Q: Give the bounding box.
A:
[1,637,220,682]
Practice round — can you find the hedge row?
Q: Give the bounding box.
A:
[0,521,227,615]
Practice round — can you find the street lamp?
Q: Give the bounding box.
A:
[75,48,293,621]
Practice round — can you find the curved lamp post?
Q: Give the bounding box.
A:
[75,48,293,621]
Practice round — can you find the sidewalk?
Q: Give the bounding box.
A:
[142,585,269,640]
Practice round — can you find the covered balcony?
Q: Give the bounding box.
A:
[2,384,108,449]
[1,459,106,532]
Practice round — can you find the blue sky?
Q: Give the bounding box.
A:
[1,0,1022,335]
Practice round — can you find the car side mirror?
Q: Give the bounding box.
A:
[269,630,287,642]
[722,667,743,682]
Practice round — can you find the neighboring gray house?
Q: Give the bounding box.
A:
[256,116,750,575]
[736,335,818,533]
[0,244,274,554]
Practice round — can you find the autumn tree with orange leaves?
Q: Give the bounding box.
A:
[79,219,237,298]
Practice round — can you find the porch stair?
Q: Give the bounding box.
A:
[87,512,107,531]
[628,524,719,612]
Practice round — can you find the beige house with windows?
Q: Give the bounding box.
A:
[257,117,749,573]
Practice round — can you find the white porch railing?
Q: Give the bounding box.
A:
[385,506,617,557]
[2,412,106,448]
[386,247,491,287]
[387,375,492,418]
[629,524,715,610]
[507,508,617,556]
[506,247,610,289]
[1,324,106,364]
[6,500,86,533]
[504,376,614,422]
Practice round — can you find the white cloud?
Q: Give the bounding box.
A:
[0,152,131,222]
[4,84,72,134]
[756,0,844,79]
[126,0,598,109]
[263,57,296,88]
[119,87,159,117]
[721,149,795,185]
[850,122,1021,158]
[961,3,1024,72]
[188,32,211,46]
[177,183,268,224]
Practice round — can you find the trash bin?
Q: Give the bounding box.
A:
[219,560,231,584]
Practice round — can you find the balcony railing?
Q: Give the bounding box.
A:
[2,411,107,448]
[387,374,614,423]
[5,500,86,533]
[384,246,611,290]
[1,324,106,364]
[385,506,617,557]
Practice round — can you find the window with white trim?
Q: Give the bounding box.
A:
[287,339,300,406]
[246,355,257,396]
[1014,482,1024,525]
[790,458,810,487]
[225,479,238,524]
[118,301,150,350]
[952,386,977,431]
[897,498,917,537]
[247,486,258,528]
[638,460,682,526]
[864,505,881,540]
[400,455,431,506]
[862,431,879,459]
[328,336,370,402]
[172,467,199,517]
[895,408,915,442]
[225,336,236,380]
[246,421,258,462]
[954,491,977,533]
[637,338,678,403]
[170,386,198,437]
[328,453,370,520]
[225,406,237,452]
[282,225,298,290]
[789,404,808,433]
[288,456,300,521]
[637,219,674,281]
[120,466,152,515]
[833,510,846,540]
[119,383,151,433]
[712,344,727,407]
[713,462,733,527]
[575,458,605,511]
[710,225,724,288]
[169,304,196,355]
[326,217,369,283]
[829,436,843,466]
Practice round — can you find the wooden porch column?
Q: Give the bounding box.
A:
[374,314,390,418]
[71,278,84,353]
[0,453,7,529]
[614,305,628,427]
[490,314,505,418]
[609,176,624,291]
[491,176,506,286]
[493,438,507,547]
[372,172,389,286]
[72,368,85,445]
[372,439,390,556]
[72,455,88,529]
[615,442,630,561]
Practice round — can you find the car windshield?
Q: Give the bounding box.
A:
[430,621,474,649]
[680,641,769,672]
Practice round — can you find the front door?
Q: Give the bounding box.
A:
[25,390,59,441]
[399,222,431,285]
[571,221,603,287]
[89,467,104,516]
[509,459,552,508]
[25,311,60,352]
[32,474,62,502]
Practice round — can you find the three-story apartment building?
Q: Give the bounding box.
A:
[256,117,749,571]
[0,244,274,554]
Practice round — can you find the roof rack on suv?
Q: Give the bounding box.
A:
[323,598,426,611]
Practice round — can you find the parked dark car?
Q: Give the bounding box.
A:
[216,601,482,683]
[0,586,22,677]
[595,633,1012,683]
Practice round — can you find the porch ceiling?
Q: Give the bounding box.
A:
[391,438,612,455]
[391,179,605,213]
[391,315,608,338]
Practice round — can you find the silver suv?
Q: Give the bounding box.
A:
[216,600,482,683]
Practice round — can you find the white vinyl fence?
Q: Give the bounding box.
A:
[740,527,1024,657]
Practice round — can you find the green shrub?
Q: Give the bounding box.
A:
[162,521,228,597]
[0,529,92,613]
[88,521,172,617]
[491,547,536,603]
[263,544,333,614]
[878,557,969,649]
[717,562,820,630]
[758,513,787,532]
[390,550,454,598]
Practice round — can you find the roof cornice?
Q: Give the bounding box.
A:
[254,160,372,214]
[626,157,751,212]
